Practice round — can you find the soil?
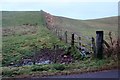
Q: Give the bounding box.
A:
[14,48,74,66]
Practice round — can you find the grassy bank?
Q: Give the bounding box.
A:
[2,11,118,78]
[2,11,44,27]
[2,25,66,66]
[2,57,118,77]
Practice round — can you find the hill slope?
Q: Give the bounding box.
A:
[2,11,118,36]
[2,11,65,66]
[2,11,44,27]
[53,15,118,37]
[2,11,118,66]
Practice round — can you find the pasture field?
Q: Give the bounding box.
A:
[1,11,118,77]
[2,25,66,66]
[53,16,118,39]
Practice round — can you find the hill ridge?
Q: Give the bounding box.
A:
[2,11,118,37]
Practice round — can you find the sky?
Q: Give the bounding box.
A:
[0,0,119,20]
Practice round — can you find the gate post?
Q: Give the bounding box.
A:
[71,33,74,46]
[96,31,104,59]
[65,31,68,43]
[91,37,96,58]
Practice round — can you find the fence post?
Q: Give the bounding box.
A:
[78,36,81,50]
[33,44,37,65]
[65,31,68,43]
[60,29,62,40]
[55,29,57,36]
[91,37,96,58]
[57,30,59,36]
[108,32,113,46]
[59,29,62,40]
[96,31,104,59]
[71,33,74,46]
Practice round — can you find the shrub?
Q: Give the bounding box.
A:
[104,32,119,59]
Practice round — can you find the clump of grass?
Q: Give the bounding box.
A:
[2,68,13,77]
[2,66,31,77]
[104,31,119,60]
[52,64,65,71]
[65,46,82,60]
[31,65,50,71]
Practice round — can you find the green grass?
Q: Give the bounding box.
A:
[2,25,66,66]
[54,16,118,39]
[2,11,68,66]
[2,11,118,74]
[2,57,118,77]
[2,11,44,27]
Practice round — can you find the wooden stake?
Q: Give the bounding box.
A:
[96,31,104,59]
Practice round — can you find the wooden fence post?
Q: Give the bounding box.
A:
[54,28,56,34]
[108,32,113,46]
[56,29,58,36]
[59,29,62,40]
[91,37,96,57]
[71,33,74,46]
[65,31,68,43]
[33,45,37,65]
[57,30,58,36]
[78,36,81,50]
[96,31,104,59]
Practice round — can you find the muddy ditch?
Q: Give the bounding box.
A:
[10,48,74,67]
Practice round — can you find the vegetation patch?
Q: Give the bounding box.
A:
[52,64,65,71]
[2,11,118,78]
[2,57,118,77]
[31,65,50,71]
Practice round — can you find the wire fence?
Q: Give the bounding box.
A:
[42,12,95,53]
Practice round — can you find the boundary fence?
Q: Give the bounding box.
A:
[42,11,105,59]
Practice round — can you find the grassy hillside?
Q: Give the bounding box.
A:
[2,11,118,37]
[2,11,118,77]
[2,11,44,27]
[83,16,118,33]
[2,11,118,66]
[54,16,118,39]
[86,16,118,25]
[2,11,65,66]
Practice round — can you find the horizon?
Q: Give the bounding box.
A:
[2,10,118,20]
[0,1,118,20]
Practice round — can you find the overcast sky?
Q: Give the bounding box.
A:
[0,0,119,20]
